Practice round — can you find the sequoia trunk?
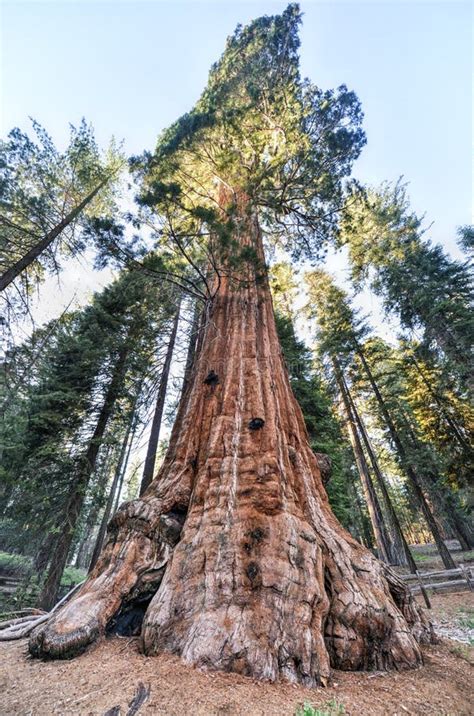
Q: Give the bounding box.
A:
[30,199,431,685]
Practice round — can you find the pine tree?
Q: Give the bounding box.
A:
[305,269,458,569]
[2,257,176,605]
[0,120,123,306]
[399,340,474,494]
[274,311,356,530]
[357,338,473,551]
[340,181,474,390]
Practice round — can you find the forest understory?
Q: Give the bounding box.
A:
[1,590,472,716]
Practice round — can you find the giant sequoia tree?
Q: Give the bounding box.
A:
[30,6,431,684]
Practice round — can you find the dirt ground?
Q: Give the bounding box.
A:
[0,592,472,716]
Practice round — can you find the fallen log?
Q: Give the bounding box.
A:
[411,579,469,594]
[401,568,464,582]
[0,581,84,641]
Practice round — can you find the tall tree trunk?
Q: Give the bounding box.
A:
[333,361,391,563]
[355,346,456,570]
[0,178,109,292]
[73,444,116,569]
[348,478,373,548]
[182,300,201,392]
[33,532,56,576]
[36,337,132,611]
[139,307,180,496]
[399,415,472,549]
[344,385,416,571]
[432,490,473,550]
[89,406,138,571]
[113,413,139,512]
[30,197,431,683]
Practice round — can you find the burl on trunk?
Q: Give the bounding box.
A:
[30,203,432,686]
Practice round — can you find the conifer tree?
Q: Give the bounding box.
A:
[305,269,458,569]
[399,340,474,495]
[30,6,430,683]
[2,259,175,605]
[340,182,474,390]
[0,120,123,306]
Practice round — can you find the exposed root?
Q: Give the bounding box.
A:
[28,498,184,659]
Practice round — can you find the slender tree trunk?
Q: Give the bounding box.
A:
[139,307,180,496]
[438,495,473,550]
[33,532,56,576]
[344,386,416,571]
[72,443,116,569]
[89,407,138,571]
[0,178,109,292]
[400,411,473,550]
[182,300,201,391]
[30,194,431,683]
[113,414,139,512]
[355,346,456,570]
[333,361,391,563]
[349,478,373,548]
[36,338,132,610]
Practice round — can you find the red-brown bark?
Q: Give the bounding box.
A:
[30,200,432,685]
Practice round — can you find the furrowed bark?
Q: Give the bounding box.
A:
[30,198,432,684]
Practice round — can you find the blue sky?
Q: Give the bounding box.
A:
[2,0,472,254]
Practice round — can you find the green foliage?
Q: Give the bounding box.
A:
[274,311,356,529]
[62,565,86,586]
[304,268,473,543]
[1,260,177,558]
[131,4,365,296]
[413,553,430,563]
[0,551,31,576]
[295,699,345,716]
[457,225,474,256]
[340,181,474,388]
[458,615,474,630]
[397,340,474,493]
[0,118,124,313]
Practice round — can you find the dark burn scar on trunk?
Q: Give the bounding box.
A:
[203,370,219,386]
[246,561,260,582]
[248,417,265,430]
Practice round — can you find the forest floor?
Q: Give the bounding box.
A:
[0,591,473,716]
